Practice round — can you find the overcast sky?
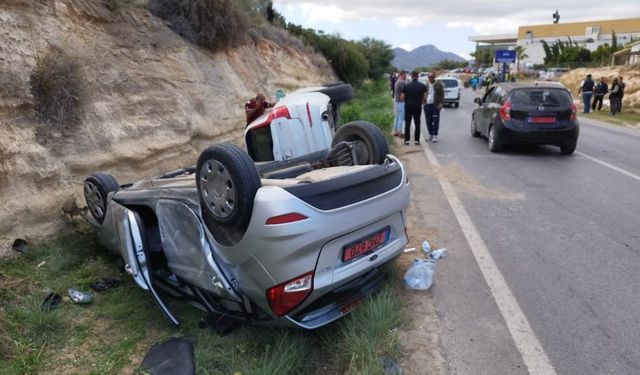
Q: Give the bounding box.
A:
[275,1,640,59]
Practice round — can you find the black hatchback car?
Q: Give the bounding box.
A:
[471,83,579,154]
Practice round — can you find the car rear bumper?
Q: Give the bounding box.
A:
[498,121,579,145]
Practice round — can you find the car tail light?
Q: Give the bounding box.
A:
[265,213,308,225]
[499,100,511,120]
[570,103,577,121]
[251,106,291,129]
[266,271,314,316]
[270,106,291,120]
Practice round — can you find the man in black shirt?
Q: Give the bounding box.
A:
[401,71,427,145]
[578,74,595,114]
[591,77,608,112]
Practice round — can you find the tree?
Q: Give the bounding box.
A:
[356,37,394,80]
[514,45,528,71]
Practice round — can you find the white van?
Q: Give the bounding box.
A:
[436,77,461,108]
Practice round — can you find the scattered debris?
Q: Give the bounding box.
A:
[41,292,62,311]
[12,239,28,253]
[382,355,402,375]
[90,277,121,292]
[403,259,435,290]
[403,247,416,253]
[68,288,93,304]
[429,248,448,260]
[37,261,46,268]
[421,240,431,254]
[141,337,196,375]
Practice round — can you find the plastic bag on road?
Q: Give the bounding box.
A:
[404,259,435,290]
[430,248,448,260]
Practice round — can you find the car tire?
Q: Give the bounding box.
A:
[454,102,460,108]
[470,116,481,137]
[196,144,261,229]
[560,142,577,155]
[84,173,120,224]
[488,125,502,152]
[332,121,388,165]
[317,83,354,104]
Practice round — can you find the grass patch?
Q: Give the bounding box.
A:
[30,47,81,126]
[0,230,405,374]
[340,79,395,144]
[581,110,640,128]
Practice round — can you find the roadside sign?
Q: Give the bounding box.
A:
[495,50,516,63]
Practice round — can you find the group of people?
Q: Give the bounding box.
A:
[578,74,626,115]
[392,70,444,145]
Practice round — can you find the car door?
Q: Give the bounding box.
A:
[478,87,497,135]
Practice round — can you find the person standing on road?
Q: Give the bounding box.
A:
[591,77,608,112]
[390,72,397,98]
[400,71,427,145]
[618,76,626,113]
[609,77,621,115]
[578,74,595,114]
[423,72,444,143]
[392,70,407,137]
[470,75,478,91]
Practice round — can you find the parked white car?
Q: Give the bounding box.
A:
[436,76,461,108]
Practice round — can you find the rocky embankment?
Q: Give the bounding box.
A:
[0,0,334,255]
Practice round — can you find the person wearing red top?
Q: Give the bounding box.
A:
[245,93,274,125]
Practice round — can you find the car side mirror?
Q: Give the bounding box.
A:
[474,97,482,105]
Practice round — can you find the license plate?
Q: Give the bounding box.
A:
[528,116,556,124]
[342,226,390,262]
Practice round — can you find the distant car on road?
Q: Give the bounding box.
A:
[471,82,579,154]
[437,76,461,108]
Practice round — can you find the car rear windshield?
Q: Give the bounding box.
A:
[438,79,458,88]
[509,88,572,108]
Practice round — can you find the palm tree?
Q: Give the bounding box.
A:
[515,45,529,72]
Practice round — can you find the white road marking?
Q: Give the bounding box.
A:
[418,132,557,375]
[576,151,640,183]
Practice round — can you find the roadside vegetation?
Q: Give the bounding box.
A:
[581,111,640,128]
[29,47,81,126]
[341,80,395,144]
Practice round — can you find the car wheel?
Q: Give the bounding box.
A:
[84,173,120,224]
[317,83,354,104]
[560,142,577,155]
[196,144,261,229]
[470,116,481,137]
[488,125,502,152]
[332,121,388,165]
[454,102,460,108]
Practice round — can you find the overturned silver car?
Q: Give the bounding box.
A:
[84,87,410,329]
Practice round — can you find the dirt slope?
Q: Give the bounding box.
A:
[559,65,640,113]
[0,0,334,255]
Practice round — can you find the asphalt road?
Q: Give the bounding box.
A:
[418,87,640,374]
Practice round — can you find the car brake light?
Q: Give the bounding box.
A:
[271,106,291,120]
[266,271,314,316]
[570,103,577,121]
[265,213,308,225]
[249,106,291,129]
[499,100,511,120]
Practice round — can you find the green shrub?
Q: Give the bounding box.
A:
[29,47,81,126]
[148,0,249,51]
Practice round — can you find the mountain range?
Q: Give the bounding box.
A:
[392,45,466,71]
